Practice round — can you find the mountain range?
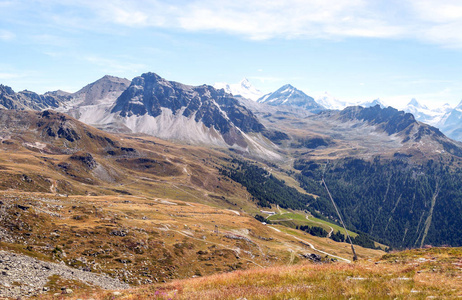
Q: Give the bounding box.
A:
[3,72,462,249]
[1,73,285,159]
[216,77,462,143]
[3,71,462,298]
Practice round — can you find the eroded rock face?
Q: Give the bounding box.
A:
[111,72,266,146]
[70,152,97,169]
[39,111,81,142]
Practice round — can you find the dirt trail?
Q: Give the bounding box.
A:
[306,215,334,238]
[268,226,351,263]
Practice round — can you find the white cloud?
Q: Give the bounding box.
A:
[14,0,462,48]
[0,72,20,80]
[0,30,14,41]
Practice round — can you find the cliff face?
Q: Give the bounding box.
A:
[112,72,266,147]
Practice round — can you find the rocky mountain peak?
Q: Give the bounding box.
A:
[240,78,251,88]
[0,84,15,96]
[279,84,294,90]
[339,105,416,135]
[111,72,267,149]
[73,75,131,106]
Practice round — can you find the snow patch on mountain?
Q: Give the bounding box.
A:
[214,78,263,101]
[359,98,387,109]
[314,94,391,111]
[404,98,452,127]
[315,92,349,110]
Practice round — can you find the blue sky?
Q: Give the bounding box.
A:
[1,0,462,108]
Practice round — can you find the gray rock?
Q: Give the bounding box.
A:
[0,250,129,298]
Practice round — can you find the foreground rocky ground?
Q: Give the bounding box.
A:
[0,250,129,299]
[33,247,462,300]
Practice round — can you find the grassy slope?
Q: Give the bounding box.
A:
[36,247,462,299]
[267,210,359,238]
[4,110,448,298]
[0,190,382,285]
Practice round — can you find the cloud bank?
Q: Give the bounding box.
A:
[27,0,462,48]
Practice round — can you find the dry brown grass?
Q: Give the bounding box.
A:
[0,190,383,291]
[35,247,462,299]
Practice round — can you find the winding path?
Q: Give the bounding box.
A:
[268,225,351,263]
[306,215,334,238]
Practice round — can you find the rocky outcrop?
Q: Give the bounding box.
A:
[0,250,129,298]
[0,85,71,111]
[70,152,97,169]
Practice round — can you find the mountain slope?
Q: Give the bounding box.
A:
[0,109,384,296]
[106,72,279,158]
[0,74,281,158]
[58,75,131,129]
[72,75,131,106]
[252,104,462,248]
[258,84,325,113]
[0,75,130,124]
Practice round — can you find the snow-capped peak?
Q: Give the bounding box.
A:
[214,78,263,101]
[407,98,428,110]
[360,98,387,108]
[257,84,324,113]
[315,92,349,110]
[403,98,453,127]
[240,78,252,89]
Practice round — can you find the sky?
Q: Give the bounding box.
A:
[1,0,462,109]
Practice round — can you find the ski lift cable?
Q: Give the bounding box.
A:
[321,170,358,261]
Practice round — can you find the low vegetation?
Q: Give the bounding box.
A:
[35,247,462,299]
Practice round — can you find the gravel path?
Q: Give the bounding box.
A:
[0,250,129,298]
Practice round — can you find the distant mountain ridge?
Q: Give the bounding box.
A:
[438,100,462,141]
[0,84,70,110]
[403,98,451,127]
[4,73,462,148]
[0,75,130,114]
